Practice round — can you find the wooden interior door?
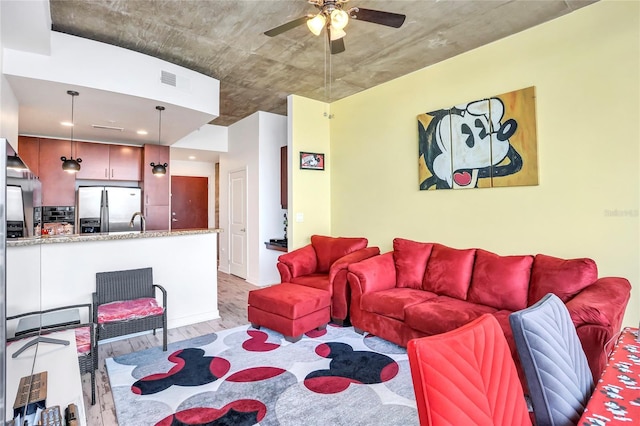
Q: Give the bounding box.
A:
[170,176,208,230]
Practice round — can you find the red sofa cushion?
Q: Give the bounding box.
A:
[529,254,597,305]
[393,238,434,289]
[422,244,476,299]
[361,288,438,321]
[467,249,533,311]
[97,297,164,324]
[311,235,368,273]
[290,274,331,292]
[405,297,497,335]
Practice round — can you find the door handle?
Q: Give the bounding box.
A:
[240,228,246,232]
[172,218,178,222]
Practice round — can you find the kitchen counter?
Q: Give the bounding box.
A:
[7,228,222,247]
[6,230,221,333]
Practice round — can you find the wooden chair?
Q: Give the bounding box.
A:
[93,267,167,360]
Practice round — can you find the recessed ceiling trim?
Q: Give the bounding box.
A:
[91,124,124,131]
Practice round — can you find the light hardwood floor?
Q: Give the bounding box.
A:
[83,271,258,426]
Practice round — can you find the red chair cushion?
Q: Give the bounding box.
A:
[392,238,433,289]
[290,274,331,292]
[311,235,367,273]
[75,326,91,354]
[97,297,164,324]
[467,249,533,311]
[422,244,476,299]
[529,254,597,305]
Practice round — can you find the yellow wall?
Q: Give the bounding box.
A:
[328,0,639,326]
[288,95,332,249]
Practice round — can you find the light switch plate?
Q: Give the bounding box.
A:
[295,212,304,222]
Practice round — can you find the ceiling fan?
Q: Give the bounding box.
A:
[264,0,406,54]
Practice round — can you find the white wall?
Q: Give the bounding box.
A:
[172,124,228,152]
[7,234,219,332]
[219,113,260,277]
[3,32,218,117]
[0,2,20,148]
[258,112,287,286]
[0,0,51,55]
[219,111,287,286]
[170,160,217,227]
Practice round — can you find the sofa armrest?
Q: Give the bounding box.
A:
[348,252,396,296]
[566,277,631,328]
[327,247,381,322]
[329,247,381,284]
[277,244,318,281]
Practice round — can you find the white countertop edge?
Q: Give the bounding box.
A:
[7,228,223,247]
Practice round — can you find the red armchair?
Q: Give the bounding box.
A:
[277,235,380,325]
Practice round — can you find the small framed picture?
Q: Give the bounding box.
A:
[300,152,325,170]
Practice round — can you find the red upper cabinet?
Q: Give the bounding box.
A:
[75,142,109,179]
[142,144,170,230]
[109,144,142,181]
[38,138,77,206]
[75,142,142,181]
[143,144,170,206]
[17,136,40,177]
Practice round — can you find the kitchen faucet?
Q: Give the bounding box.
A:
[129,212,146,233]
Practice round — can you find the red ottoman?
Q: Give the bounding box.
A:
[248,283,330,342]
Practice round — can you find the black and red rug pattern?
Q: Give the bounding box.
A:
[106,325,417,425]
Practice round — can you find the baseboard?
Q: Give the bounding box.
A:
[167,310,221,329]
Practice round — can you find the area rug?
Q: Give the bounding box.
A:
[106,324,418,425]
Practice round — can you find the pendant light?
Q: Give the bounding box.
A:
[150,105,168,176]
[60,90,82,173]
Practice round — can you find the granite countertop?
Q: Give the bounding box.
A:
[7,228,223,247]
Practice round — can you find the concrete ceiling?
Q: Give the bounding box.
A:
[48,0,597,127]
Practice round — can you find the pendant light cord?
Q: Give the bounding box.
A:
[158,107,162,146]
[70,92,75,158]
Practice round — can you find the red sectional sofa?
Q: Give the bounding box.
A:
[347,238,631,381]
[277,235,380,324]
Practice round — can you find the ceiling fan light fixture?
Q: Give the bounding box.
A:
[330,9,349,30]
[329,26,346,41]
[307,13,326,36]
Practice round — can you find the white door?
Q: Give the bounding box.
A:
[229,169,247,279]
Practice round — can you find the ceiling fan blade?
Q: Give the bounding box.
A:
[351,8,406,28]
[330,37,346,55]
[264,15,309,37]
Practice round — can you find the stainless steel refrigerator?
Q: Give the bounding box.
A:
[77,186,142,234]
[6,185,25,238]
